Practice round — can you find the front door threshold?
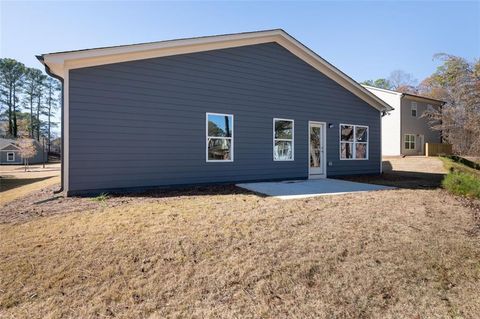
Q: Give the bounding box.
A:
[309,174,326,179]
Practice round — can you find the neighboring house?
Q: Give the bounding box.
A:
[363,85,445,156]
[37,29,392,196]
[0,138,46,165]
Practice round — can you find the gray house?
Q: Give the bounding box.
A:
[363,85,445,156]
[38,29,392,195]
[0,138,46,165]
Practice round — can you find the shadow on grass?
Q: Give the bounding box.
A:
[86,184,259,200]
[339,161,446,190]
[0,177,54,193]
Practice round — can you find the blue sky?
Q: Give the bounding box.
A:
[1,1,479,84]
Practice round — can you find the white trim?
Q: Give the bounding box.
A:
[379,111,383,174]
[40,29,392,112]
[0,143,20,151]
[273,118,294,161]
[64,70,69,192]
[206,112,234,162]
[6,151,15,162]
[404,134,416,150]
[339,123,369,160]
[362,85,403,96]
[308,121,327,179]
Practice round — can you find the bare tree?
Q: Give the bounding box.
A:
[388,70,417,90]
[17,137,37,172]
[420,54,480,155]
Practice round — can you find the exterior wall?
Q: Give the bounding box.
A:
[364,87,402,156]
[0,149,22,164]
[400,97,442,156]
[0,142,46,165]
[68,43,381,194]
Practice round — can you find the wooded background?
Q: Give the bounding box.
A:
[0,58,60,154]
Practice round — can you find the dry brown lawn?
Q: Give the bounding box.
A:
[1,158,480,318]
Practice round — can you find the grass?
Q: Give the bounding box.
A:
[1,185,480,318]
[91,192,109,204]
[0,176,60,206]
[442,172,480,199]
[440,156,480,199]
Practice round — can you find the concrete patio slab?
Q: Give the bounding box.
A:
[237,178,394,199]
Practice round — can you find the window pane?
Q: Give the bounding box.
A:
[356,126,368,142]
[208,138,231,160]
[275,120,293,139]
[208,114,232,137]
[274,140,293,160]
[356,143,367,159]
[341,125,354,142]
[405,142,410,150]
[341,142,353,159]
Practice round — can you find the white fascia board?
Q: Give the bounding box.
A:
[39,29,392,112]
[362,85,403,97]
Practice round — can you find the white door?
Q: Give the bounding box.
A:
[309,122,326,178]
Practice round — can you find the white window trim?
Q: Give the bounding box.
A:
[411,102,418,117]
[339,123,369,161]
[206,112,234,162]
[6,151,15,162]
[404,134,416,150]
[273,118,294,161]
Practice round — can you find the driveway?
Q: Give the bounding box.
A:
[237,178,392,199]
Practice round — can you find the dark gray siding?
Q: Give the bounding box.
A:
[69,43,381,193]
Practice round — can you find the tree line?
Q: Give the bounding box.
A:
[361,54,480,156]
[0,58,60,153]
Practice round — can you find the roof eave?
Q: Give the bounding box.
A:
[38,29,392,112]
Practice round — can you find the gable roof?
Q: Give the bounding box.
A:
[0,138,19,150]
[37,29,393,112]
[363,85,445,105]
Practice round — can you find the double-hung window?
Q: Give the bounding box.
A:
[411,102,418,117]
[273,118,294,161]
[404,134,416,150]
[7,152,15,162]
[340,124,368,160]
[206,113,233,162]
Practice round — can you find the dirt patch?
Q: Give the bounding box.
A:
[0,184,250,224]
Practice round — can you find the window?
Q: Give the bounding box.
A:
[340,124,368,160]
[273,118,294,161]
[404,134,416,150]
[7,152,15,162]
[411,102,417,117]
[206,113,233,161]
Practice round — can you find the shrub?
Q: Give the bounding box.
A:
[442,171,480,199]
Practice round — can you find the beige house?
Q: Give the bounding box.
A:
[363,85,445,156]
